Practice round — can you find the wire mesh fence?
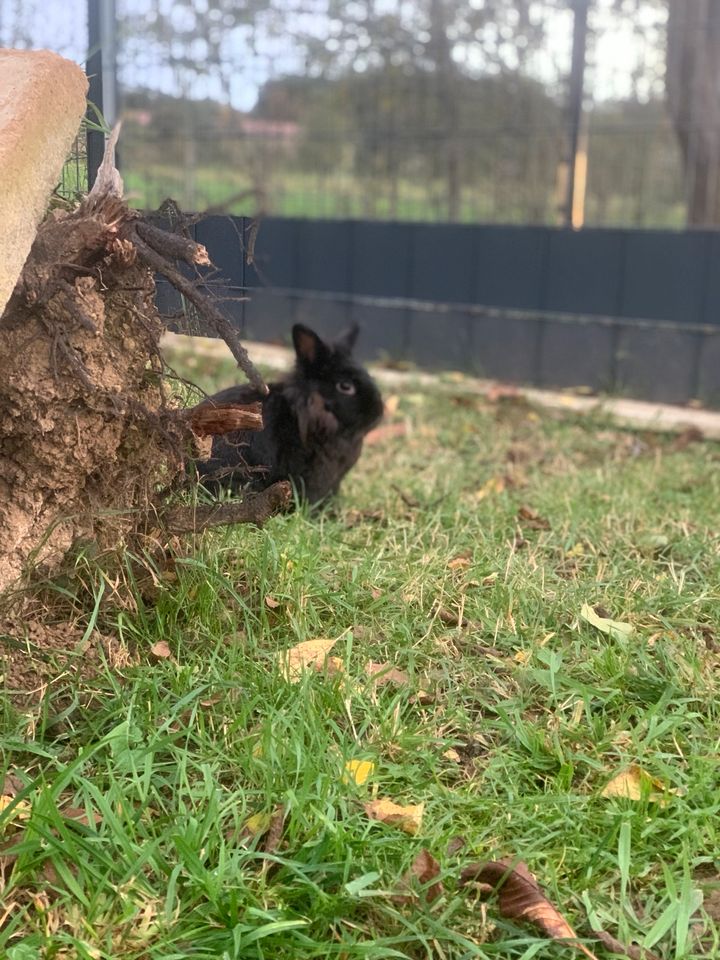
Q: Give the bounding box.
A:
[0,1,715,229]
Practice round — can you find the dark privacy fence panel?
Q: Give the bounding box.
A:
[163,216,720,406]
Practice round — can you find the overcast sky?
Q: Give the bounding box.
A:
[0,0,666,111]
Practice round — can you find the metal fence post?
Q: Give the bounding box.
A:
[564,0,590,229]
[86,0,117,188]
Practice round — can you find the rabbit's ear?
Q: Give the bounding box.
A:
[335,323,359,354]
[292,324,331,367]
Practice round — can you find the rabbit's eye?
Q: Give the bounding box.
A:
[336,380,356,396]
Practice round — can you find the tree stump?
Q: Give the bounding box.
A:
[0,132,289,596]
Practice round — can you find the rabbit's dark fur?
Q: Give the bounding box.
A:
[197,323,383,504]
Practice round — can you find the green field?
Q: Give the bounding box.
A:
[1,348,719,958]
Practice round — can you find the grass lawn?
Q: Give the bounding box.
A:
[2,346,720,959]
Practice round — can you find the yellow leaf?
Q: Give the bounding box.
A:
[279,636,340,683]
[566,543,585,558]
[0,794,31,823]
[442,748,461,763]
[242,811,273,838]
[384,394,400,416]
[364,798,424,835]
[580,604,633,642]
[343,759,375,786]
[474,476,506,501]
[601,765,669,802]
[513,649,532,665]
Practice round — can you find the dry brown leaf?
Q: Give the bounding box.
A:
[593,928,661,960]
[447,836,467,857]
[448,549,472,571]
[435,605,468,628]
[1,774,24,798]
[394,849,444,904]
[264,595,281,609]
[149,640,172,659]
[279,636,339,683]
[517,505,551,530]
[366,662,411,687]
[320,655,345,677]
[459,859,599,960]
[601,765,677,803]
[262,805,286,855]
[60,805,102,827]
[364,798,424,835]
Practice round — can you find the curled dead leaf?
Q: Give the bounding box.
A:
[601,765,681,803]
[264,595,281,609]
[366,662,410,687]
[517,505,551,530]
[580,604,633,642]
[394,848,444,905]
[149,640,172,659]
[459,859,599,960]
[364,798,424,835]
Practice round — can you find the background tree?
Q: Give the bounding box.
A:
[666,0,720,225]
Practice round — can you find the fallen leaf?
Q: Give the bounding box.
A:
[239,811,273,842]
[1,774,24,797]
[566,542,586,558]
[366,422,408,445]
[0,794,31,823]
[60,805,102,827]
[517,505,551,530]
[384,394,400,416]
[264,595,280,609]
[593,928,661,960]
[394,849,444,904]
[459,859,599,960]
[279,636,339,683]
[448,549,472,571]
[410,689,434,706]
[474,476,507,501]
[364,798,424,835]
[149,640,172,659]
[366,662,410,687]
[320,656,345,677]
[580,604,633,642]
[343,759,375,786]
[434,605,468,628]
[370,587,383,600]
[261,805,286,855]
[442,748,461,763]
[447,836,467,857]
[601,765,675,803]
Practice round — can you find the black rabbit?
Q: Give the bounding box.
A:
[196,323,384,504]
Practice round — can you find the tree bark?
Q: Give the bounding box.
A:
[667,0,720,226]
